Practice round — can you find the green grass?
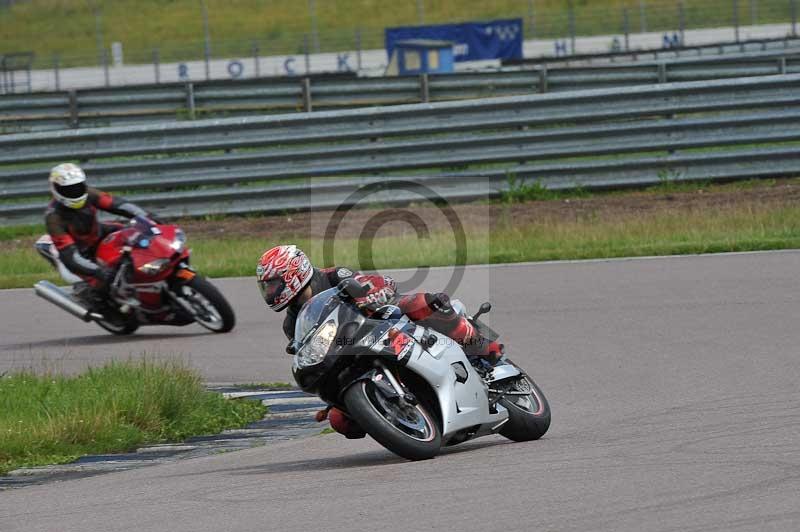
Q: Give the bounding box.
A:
[179,203,800,274]
[0,359,266,474]
[485,204,800,263]
[502,174,592,202]
[0,0,794,67]
[0,224,44,241]
[0,243,60,290]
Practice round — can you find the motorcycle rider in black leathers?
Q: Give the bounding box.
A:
[256,244,504,438]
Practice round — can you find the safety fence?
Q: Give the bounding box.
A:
[505,34,800,65]
[1,48,799,133]
[1,73,799,225]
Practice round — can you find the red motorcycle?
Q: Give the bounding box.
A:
[34,216,235,335]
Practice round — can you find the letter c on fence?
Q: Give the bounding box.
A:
[284,57,296,75]
[227,60,244,79]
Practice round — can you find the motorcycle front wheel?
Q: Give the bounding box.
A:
[179,276,236,333]
[344,380,441,461]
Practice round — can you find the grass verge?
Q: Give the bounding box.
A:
[184,203,800,273]
[1,182,799,288]
[0,359,266,475]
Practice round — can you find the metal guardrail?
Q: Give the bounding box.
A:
[1,74,800,225]
[0,52,33,96]
[1,48,800,133]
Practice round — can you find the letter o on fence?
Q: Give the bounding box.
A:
[227,60,244,79]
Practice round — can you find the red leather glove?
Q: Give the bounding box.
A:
[352,274,397,313]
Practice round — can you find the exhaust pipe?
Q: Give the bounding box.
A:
[33,281,101,322]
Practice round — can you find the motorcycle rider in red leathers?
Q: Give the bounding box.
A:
[38,163,152,299]
[256,244,504,439]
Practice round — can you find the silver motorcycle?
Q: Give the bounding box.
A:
[290,280,550,460]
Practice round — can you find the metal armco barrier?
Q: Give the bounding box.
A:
[1,74,800,225]
[1,48,800,133]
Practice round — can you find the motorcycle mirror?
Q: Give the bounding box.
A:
[472,302,492,321]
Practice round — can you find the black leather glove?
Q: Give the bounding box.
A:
[425,292,453,314]
[94,267,117,289]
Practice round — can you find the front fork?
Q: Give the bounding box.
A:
[166,262,199,317]
[173,261,196,283]
[342,361,418,409]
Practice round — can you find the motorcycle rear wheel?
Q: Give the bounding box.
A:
[344,380,441,461]
[497,370,551,442]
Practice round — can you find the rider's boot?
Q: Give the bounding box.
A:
[465,338,505,368]
[72,281,106,311]
[316,406,366,439]
[71,281,92,301]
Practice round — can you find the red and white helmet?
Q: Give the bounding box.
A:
[256,245,314,311]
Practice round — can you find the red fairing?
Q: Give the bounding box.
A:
[95,223,191,311]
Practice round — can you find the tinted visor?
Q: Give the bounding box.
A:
[258,277,286,306]
[55,182,87,199]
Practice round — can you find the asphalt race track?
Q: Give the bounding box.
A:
[1,251,799,531]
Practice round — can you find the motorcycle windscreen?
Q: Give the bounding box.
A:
[294,287,342,342]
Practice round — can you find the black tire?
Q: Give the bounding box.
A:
[183,276,236,333]
[344,380,442,461]
[95,315,139,335]
[498,372,551,442]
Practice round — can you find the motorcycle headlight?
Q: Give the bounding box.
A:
[295,320,337,368]
[171,230,186,253]
[138,258,171,275]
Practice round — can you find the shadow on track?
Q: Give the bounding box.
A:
[1,331,215,352]
[169,438,512,480]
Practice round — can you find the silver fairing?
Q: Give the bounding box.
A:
[398,325,520,440]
